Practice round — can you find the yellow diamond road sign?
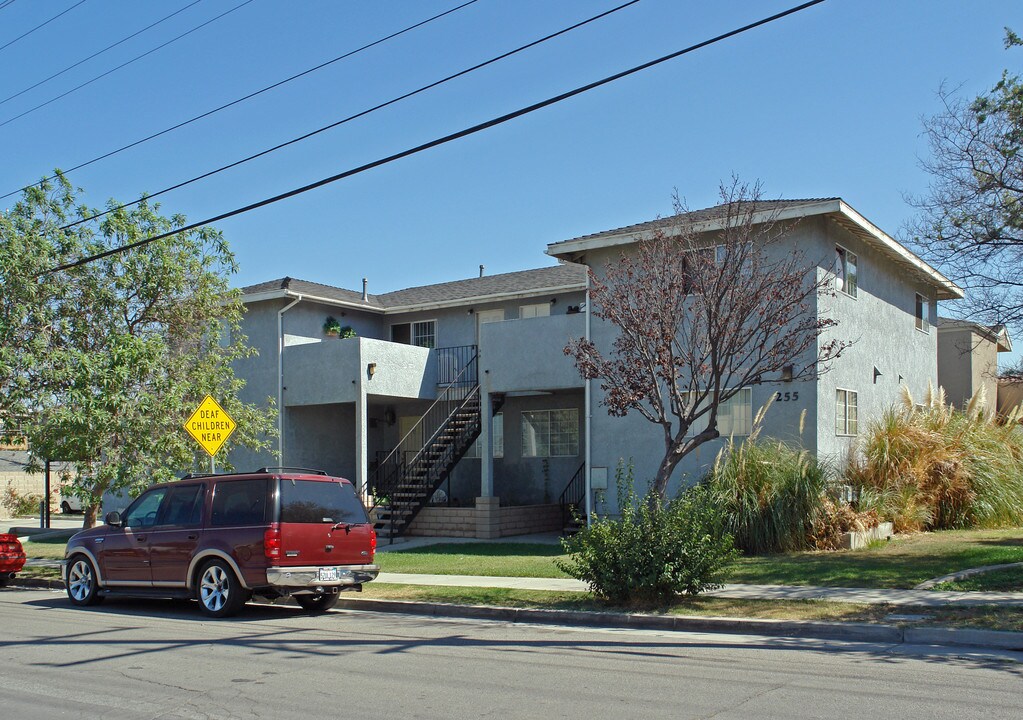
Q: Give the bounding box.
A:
[184,395,236,457]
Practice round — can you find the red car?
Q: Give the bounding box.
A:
[61,468,378,617]
[0,533,27,586]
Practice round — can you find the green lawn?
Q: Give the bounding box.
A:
[930,565,1023,592]
[378,543,571,578]
[377,530,1023,590]
[20,536,69,560]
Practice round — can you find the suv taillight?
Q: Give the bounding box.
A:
[264,524,281,560]
[369,528,376,558]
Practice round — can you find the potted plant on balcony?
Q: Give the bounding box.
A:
[324,317,342,337]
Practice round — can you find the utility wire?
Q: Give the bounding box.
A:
[0,1,18,13]
[42,0,826,276]
[0,0,205,108]
[61,0,642,230]
[0,0,87,53]
[1,0,480,201]
[0,0,254,130]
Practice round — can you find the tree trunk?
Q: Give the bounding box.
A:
[83,504,98,529]
[651,453,682,500]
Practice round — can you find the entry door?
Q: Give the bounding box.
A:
[476,309,504,345]
[398,415,423,463]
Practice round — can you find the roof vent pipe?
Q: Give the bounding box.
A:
[479,265,485,278]
[362,278,368,301]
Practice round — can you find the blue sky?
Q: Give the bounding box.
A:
[2,0,1020,362]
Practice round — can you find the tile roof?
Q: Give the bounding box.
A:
[240,264,587,310]
[549,198,842,247]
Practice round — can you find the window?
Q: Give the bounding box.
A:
[686,388,753,437]
[915,294,929,332]
[390,320,435,348]
[835,246,858,297]
[466,413,504,458]
[124,488,170,528]
[836,389,858,436]
[519,303,550,319]
[157,484,205,527]
[412,320,435,348]
[211,479,269,527]
[521,409,579,457]
[279,479,368,524]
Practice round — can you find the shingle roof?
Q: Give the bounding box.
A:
[240,264,587,311]
[549,198,841,247]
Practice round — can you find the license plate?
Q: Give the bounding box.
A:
[318,567,340,582]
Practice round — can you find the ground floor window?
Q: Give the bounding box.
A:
[836,389,858,435]
[686,388,753,437]
[522,409,579,457]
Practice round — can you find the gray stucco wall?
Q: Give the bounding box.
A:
[814,218,938,467]
[481,313,586,392]
[937,327,999,410]
[284,404,356,480]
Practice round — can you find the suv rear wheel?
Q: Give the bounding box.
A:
[197,560,250,618]
[295,592,340,614]
[66,555,103,606]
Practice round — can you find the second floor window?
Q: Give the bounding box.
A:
[915,294,929,332]
[686,388,753,438]
[519,303,550,319]
[835,246,858,298]
[412,320,435,348]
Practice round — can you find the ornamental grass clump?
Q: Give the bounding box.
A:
[702,437,834,555]
[558,463,737,605]
[847,384,1023,531]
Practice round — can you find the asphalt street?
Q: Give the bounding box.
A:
[1,588,1021,719]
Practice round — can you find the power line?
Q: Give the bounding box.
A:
[0,0,87,53]
[1,0,480,201]
[0,0,205,108]
[42,0,827,276]
[0,1,18,13]
[61,0,642,230]
[0,0,254,130]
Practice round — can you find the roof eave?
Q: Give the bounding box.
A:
[240,288,384,313]
[380,282,588,314]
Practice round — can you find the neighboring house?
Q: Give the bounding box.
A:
[232,197,962,536]
[997,377,1023,420]
[936,318,1012,411]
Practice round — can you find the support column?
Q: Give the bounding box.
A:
[476,497,500,539]
[355,378,368,496]
[480,371,494,498]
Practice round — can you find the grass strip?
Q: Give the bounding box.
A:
[362,583,1023,632]
[930,566,1023,592]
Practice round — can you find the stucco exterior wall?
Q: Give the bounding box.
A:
[937,327,976,408]
[481,313,585,393]
[814,217,938,467]
[283,404,356,481]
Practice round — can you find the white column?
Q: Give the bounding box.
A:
[480,370,494,498]
[355,369,368,495]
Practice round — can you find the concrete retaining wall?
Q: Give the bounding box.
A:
[405,502,562,539]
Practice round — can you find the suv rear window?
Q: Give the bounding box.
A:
[280,479,369,524]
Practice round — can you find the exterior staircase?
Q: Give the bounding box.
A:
[559,462,587,535]
[369,347,504,541]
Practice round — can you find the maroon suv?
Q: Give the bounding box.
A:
[61,468,378,617]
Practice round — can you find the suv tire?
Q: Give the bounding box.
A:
[66,555,103,606]
[295,592,340,614]
[197,559,250,618]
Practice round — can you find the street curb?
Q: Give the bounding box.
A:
[8,577,64,590]
[333,597,1023,651]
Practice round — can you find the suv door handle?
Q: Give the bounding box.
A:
[136,535,147,542]
[186,533,198,540]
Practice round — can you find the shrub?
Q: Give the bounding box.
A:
[847,385,1023,531]
[702,440,834,554]
[2,483,44,517]
[557,464,737,605]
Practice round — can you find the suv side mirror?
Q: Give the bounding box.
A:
[105,511,122,527]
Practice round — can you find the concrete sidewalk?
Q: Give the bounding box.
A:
[376,572,1023,607]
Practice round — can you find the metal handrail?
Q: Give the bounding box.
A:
[559,462,587,533]
[367,349,479,505]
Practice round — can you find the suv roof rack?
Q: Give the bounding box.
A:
[255,466,328,476]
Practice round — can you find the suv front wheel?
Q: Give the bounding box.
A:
[66,555,103,606]
[197,560,250,618]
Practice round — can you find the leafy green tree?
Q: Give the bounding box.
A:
[909,29,1023,374]
[2,174,277,527]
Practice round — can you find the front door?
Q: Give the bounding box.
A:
[101,487,169,585]
[147,484,206,587]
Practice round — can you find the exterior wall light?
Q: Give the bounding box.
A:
[781,365,794,382]
[367,363,377,378]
